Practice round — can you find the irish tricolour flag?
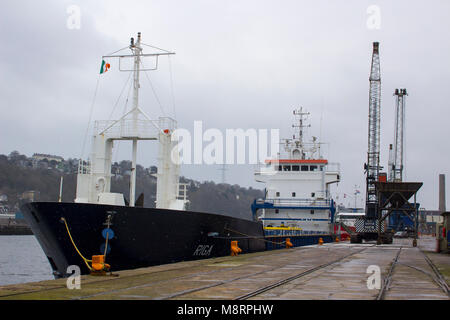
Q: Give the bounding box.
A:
[100,60,110,74]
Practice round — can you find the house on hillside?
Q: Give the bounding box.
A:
[32,153,64,169]
[32,153,64,163]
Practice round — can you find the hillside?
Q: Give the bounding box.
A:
[0,152,263,221]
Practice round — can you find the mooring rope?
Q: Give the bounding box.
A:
[61,217,111,272]
[61,217,93,271]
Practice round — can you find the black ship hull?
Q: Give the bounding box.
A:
[21,202,266,277]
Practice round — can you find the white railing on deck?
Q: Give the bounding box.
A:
[257,198,332,208]
[94,117,176,140]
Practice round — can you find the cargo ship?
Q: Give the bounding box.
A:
[21,33,266,278]
[251,109,341,248]
[21,34,341,278]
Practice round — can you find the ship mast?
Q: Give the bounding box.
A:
[129,33,142,207]
[292,108,311,159]
[92,33,175,208]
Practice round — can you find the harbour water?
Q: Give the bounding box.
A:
[0,235,53,286]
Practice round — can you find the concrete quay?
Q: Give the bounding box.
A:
[0,236,448,300]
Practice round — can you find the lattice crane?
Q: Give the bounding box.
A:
[365,42,382,219]
[351,42,388,244]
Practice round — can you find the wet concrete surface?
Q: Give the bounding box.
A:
[0,236,448,300]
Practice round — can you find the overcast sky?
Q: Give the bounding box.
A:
[0,0,449,210]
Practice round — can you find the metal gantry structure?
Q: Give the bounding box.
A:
[377,86,422,246]
[385,89,414,234]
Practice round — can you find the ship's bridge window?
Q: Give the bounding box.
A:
[283,165,291,171]
[276,192,280,197]
[292,165,300,171]
[301,165,308,171]
[310,165,318,171]
[292,192,296,197]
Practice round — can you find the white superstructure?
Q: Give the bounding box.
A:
[252,109,340,235]
[75,33,188,210]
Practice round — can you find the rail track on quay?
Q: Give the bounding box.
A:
[233,242,448,301]
[152,245,375,300]
[72,244,374,300]
[376,244,449,300]
[234,246,373,300]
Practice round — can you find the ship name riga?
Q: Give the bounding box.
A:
[193,245,214,256]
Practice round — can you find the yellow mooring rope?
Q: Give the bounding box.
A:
[61,217,94,271]
[103,231,109,257]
